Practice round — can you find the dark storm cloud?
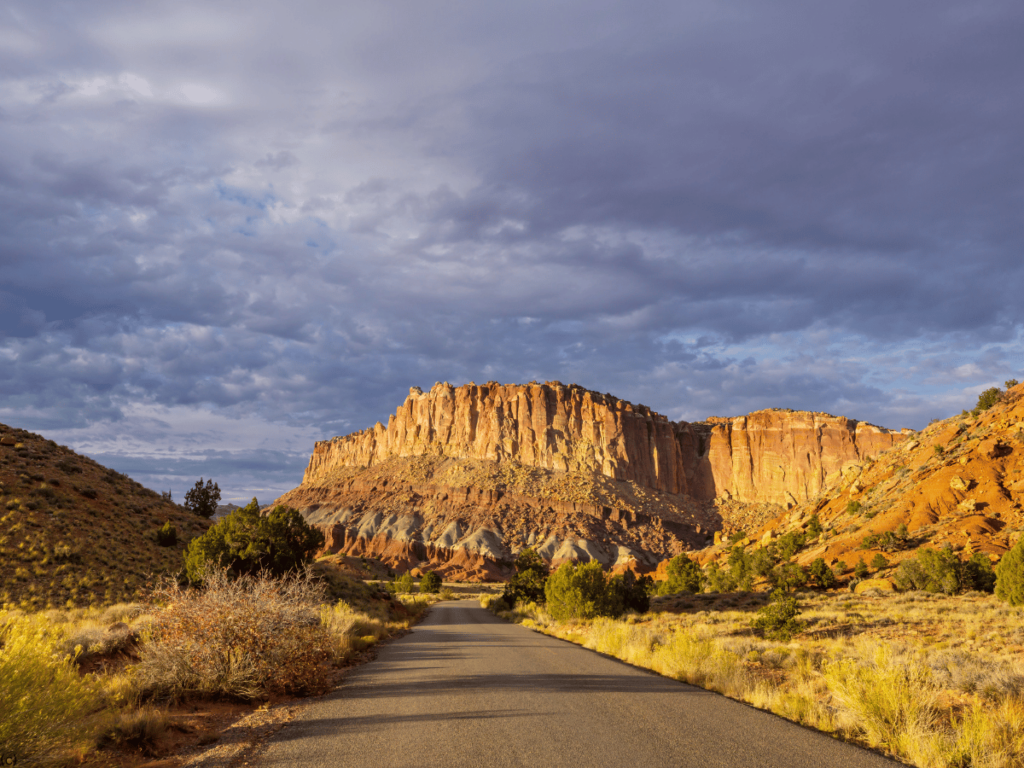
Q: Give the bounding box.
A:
[1,0,1023,498]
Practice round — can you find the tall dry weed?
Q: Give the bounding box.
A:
[136,568,331,700]
[0,612,104,764]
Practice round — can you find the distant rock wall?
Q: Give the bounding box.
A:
[303,382,905,506]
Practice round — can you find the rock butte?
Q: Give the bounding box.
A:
[278,381,906,580]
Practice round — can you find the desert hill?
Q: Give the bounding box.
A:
[707,383,1024,578]
[0,424,210,609]
[278,381,905,579]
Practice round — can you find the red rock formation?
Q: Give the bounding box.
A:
[304,383,905,506]
[281,382,908,580]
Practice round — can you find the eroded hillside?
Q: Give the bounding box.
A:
[0,424,210,609]
[705,383,1024,575]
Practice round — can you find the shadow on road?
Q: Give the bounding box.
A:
[269,710,546,742]
[340,671,712,699]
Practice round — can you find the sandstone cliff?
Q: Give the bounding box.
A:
[694,383,1024,580]
[280,382,906,580]
[303,382,905,506]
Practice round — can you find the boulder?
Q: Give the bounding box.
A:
[854,578,895,594]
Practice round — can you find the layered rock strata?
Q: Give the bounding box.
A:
[280,382,906,580]
[304,382,904,506]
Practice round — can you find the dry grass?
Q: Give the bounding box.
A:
[488,589,1024,767]
[1,568,431,764]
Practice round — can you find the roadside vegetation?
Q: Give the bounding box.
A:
[0,499,431,766]
[484,544,1024,768]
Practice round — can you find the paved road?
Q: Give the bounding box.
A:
[255,602,895,768]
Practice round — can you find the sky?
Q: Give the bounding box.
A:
[1,1,1023,503]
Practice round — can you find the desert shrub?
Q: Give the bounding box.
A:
[1007,378,1020,389]
[502,548,548,606]
[808,558,838,589]
[775,531,806,560]
[771,561,808,592]
[854,558,869,579]
[156,521,177,547]
[727,530,747,545]
[419,570,441,594]
[894,547,994,596]
[0,613,104,763]
[748,546,775,578]
[657,553,704,595]
[961,553,996,593]
[545,561,617,620]
[480,593,510,612]
[389,571,415,594]
[439,587,455,600]
[704,561,735,593]
[98,706,169,754]
[751,589,803,640]
[860,523,910,553]
[183,477,221,518]
[136,569,331,700]
[870,553,890,571]
[995,539,1024,606]
[184,498,324,582]
[806,513,823,538]
[846,500,862,515]
[607,570,652,614]
[974,387,1003,415]
[727,546,753,591]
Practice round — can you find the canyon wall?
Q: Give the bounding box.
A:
[303,381,906,506]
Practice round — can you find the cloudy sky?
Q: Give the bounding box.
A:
[2,1,1022,503]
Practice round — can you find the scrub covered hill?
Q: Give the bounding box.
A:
[0,423,211,610]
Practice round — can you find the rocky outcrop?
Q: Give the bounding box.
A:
[304,382,905,507]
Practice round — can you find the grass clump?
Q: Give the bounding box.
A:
[0,611,104,764]
[136,568,332,700]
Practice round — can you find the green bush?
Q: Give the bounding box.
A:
[703,561,735,593]
[894,547,995,595]
[775,531,806,560]
[389,571,415,594]
[727,530,747,545]
[751,589,803,641]
[419,570,441,594]
[608,570,652,614]
[806,514,823,539]
[184,498,325,582]
[973,387,1003,415]
[657,553,704,595]
[870,553,889,571]
[771,561,808,592]
[545,561,616,620]
[156,521,177,547]
[854,558,869,579]
[808,557,838,589]
[995,540,1024,606]
[502,548,549,606]
[846,500,862,515]
[860,523,910,553]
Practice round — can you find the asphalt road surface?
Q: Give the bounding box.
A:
[255,602,896,768]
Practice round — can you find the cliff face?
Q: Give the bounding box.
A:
[303,382,905,507]
[282,381,907,580]
[697,411,905,506]
[305,382,691,495]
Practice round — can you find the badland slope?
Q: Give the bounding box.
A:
[701,383,1024,580]
[279,382,904,580]
[0,424,210,609]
